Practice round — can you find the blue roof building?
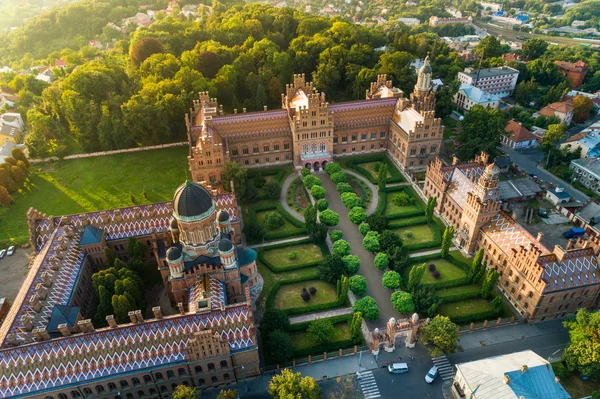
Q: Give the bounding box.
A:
[454,84,502,111]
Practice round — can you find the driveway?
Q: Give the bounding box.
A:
[320,173,401,330]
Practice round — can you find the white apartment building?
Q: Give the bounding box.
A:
[458,66,519,98]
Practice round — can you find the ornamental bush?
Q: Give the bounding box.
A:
[301,290,310,302]
[287,251,297,260]
[325,162,342,175]
[254,172,266,188]
[331,171,348,184]
[382,271,401,289]
[330,230,343,242]
[336,182,353,193]
[263,181,282,200]
[309,287,317,295]
[304,175,322,189]
[301,168,311,177]
[363,231,380,252]
[404,230,414,239]
[349,207,366,224]
[264,212,284,230]
[332,239,351,257]
[353,296,379,320]
[391,291,415,314]
[374,252,389,270]
[342,255,360,275]
[316,198,329,211]
[428,263,436,272]
[307,319,334,344]
[393,192,415,206]
[341,192,361,209]
[349,275,368,296]
[311,185,326,199]
[359,222,370,235]
[319,209,340,226]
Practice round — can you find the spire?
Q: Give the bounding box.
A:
[416,55,432,93]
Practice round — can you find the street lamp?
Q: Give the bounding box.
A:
[241,365,248,393]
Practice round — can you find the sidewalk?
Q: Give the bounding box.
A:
[250,236,309,249]
[409,247,457,258]
[280,171,305,222]
[289,307,354,325]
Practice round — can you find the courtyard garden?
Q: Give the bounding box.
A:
[286,177,309,214]
[259,239,328,272]
[378,185,426,220]
[336,153,405,184]
[272,280,339,314]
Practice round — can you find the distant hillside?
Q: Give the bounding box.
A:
[0,0,77,31]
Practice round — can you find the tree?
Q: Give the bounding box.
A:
[172,385,196,399]
[318,254,345,283]
[304,175,322,189]
[329,230,343,242]
[363,231,380,252]
[520,38,548,60]
[316,198,328,211]
[336,182,352,193]
[307,319,335,344]
[263,181,282,200]
[514,79,538,107]
[391,291,415,314]
[341,192,361,209]
[407,264,426,292]
[541,123,567,150]
[349,275,368,296]
[441,226,454,258]
[10,165,26,185]
[349,311,363,341]
[377,163,387,192]
[325,162,341,174]
[244,222,264,242]
[216,389,238,399]
[470,249,484,282]
[10,148,29,168]
[0,168,15,192]
[425,196,437,223]
[573,95,594,124]
[342,255,360,275]
[223,162,247,195]
[337,275,349,301]
[111,294,133,323]
[330,171,348,184]
[412,286,439,318]
[310,185,326,199]
[268,369,322,399]
[382,271,401,289]
[374,252,389,270]
[380,230,403,252]
[301,167,311,177]
[264,212,284,230]
[359,222,370,235]
[480,269,500,299]
[474,36,503,58]
[353,296,379,320]
[366,214,388,232]
[420,315,459,357]
[196,51,225,79]
[388,246,410,273]
[333,239,351,257]
[0,186,13,206]
[563,309,600,381]
[130,37,164,67]
[455,106,508,161]
[260,309,290,334]
[267,330,294,364]
[349,206,366,224]
[319,209,339,226]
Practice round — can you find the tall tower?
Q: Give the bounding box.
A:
[410,56,436,112]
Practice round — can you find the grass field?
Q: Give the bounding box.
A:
[256,210,300,233]
[290,322,351,351]
[435,285,482,300]
[262,243,324,270]
[273,280,338,310]
[361,162,390,179]
[392,224,435,246]
[420,259,468,285]
[0,146,189,247]
[438,299,493,318]
[385,192,420,215]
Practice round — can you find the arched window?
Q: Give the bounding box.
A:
[208,363,215,371]
[132,378,141,386]
[198,378,206,385]
[44,396,55,399]
[167,370,175,379]
[120,380,129,389]
[178,368,187,376]
[96,385,105,394]
[70,391,81,399]
[137,391,145,398]
[224,373,230,380]
[149,388,157,395]
[160,386,167,393]
[302,144,308,154]
[320,142,326,152]
[155,372,164,381]
[126,394,134,399]
[58,395,68,399]
[311,143,317,153]
[195,365,202,374]
[171,383,178,391]
[220,360,228,368]
[107,383,117,392]
[143,375,152,384]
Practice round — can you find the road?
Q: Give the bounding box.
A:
[474,21,600,47]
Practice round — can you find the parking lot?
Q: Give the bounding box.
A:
[0,247,33,303]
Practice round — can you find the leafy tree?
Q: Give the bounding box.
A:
[263,181,282,200]
[310,185,326,199]
[541,123,567,149]
[407,264,426,292]
[316,198,328,211]
[573,95,594,124]
[260,309,290,334]
[393,192,414,206]
[491,297,503,315]
[366,214,388,232]
[455,106,508,161]
[359,222,370,235]
[349,275,368,296]
[441,226,454,258]
[480,269,500,299]
[528,59,566,87]
[267,330,294,365]
[336,182,353,193]
[382,271,401,289]
[412,286,440,317]
[337,275,349,301]
[319,209,339,226]
[333,239,351,257]
[196,51,225,79]
[130,37,164,67]
[377,163,387,192]
[223,162,247,195]
[374,252,389,270]
[425,196,437,223]
[474,260,488,283]
[330,171,348,184]
[304,175,322,189]
[342,255,360,275]
[474,36,503,58]
[541,80,570,106]
[0,168,15,192]
[111,294,133,323]
[104,246,116,268]
[514,79,538,107]
[301,168,311,177]
[563,309,600,381]
[387,246,410,273]
[0,186,13,206]
[268,369,321,399]
[363,231,380,252]
[380,230,403,252]
[349,311,363,341]
[307,319,335,344]
[264,212,284,230]
[325,162,341,174]
[216,389,238,399]
[520,38,548,60]
[329,230,343,242]
[349,207,367,224]
[420,315,459,357]
[470,249,484,282]
[244,222,265,242]
[173,385,197,399]
[391,291,415,314]
[341,192,361,209]
[353,296,379,320]
[318,254,345,284]
[10,165,26,185]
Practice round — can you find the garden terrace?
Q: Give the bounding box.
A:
[289,315,354,357]
[336,154,405,184]
[244,203,306,243]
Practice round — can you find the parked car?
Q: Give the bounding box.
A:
[425,365,439,383]
[7,246,15,256]
[538,208,548,218]
[563,227,586,239]
[388,363,409,374]
[0,249,6,259]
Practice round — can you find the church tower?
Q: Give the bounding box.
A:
[410,56,436,112]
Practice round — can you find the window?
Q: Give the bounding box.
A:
[380,131,386,138]
[302,144,308,154]
[161,386,168,393]
[224,373,231,380]
[244,160,249,165]
[108,383,117,391]
[430,145,436,154]
[194,366,202,374]
[143,375,152,384]
[208,363,215,371]
[211,376,218,383]
[199,379,206,385]
[371,144,374,150]
[371,132,376,140]
[178,368,187,377]
[420,147,426,155]
[410,148,416,156]
[71,391,82,398]
[120,381,129,389]
[96,386,105,394]
[284,142,290,150]
[274,144,280,151]
[253,146,259,154]
[342,136,348,143]
[266,157,270,163]
[156,372,165,380]
[132,378,141,386]
[311,143,317,153]
[137,391,145,398]
[83,388,93,396]
[167,371,175,379]
[264,145,269,152]
[333,137,338,144]
[220,360,228,368]
[126,395,134,399]
[351,134,357,141]
[242,147,248,155]
[255,159,259,164]
[361,133,367,141]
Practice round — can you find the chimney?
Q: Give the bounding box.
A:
[5,334,17,346]
[536,232,544,242]
[106,315,117,328]
[39,328,50,341]
[152,306,163,319]
[520,365,528,372]
[242,108,246,113]
[58,323,71,337]
[177,302,185,315]
[31,328,42,341]
[20,315,33,331]
[77,319,93,333]
[264,105,268,111]
[35,283,47,300]
[135,309,143,323]
[504,375,510,384]
[128,311,137,324]
[41,272,52,287]
[29,294,42,313]
[511,210,518,220]
[49,258,60,271]
[234,109,237,114]
[566,239,575,250]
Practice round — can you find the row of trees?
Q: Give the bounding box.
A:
[0,148,30,206]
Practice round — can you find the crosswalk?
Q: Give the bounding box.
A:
[357,370,381,399]
[432,355,455,381]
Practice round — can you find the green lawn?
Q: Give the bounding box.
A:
[360,162,390,179]
[274,280,338,310]
[420,259,467,285]
[438,299,493,318]
[448,250,473,266]
[290,322,351,351]
[392,224,435,246]
[262,243,324,270]
[256,210,300,234]
[385,192,420,215]
[0,146,189,247]
[435,285,482,300]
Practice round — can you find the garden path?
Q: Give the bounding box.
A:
[281,170,305,222]
[320,173,401,331]
[386,182,411,188]
[250,236,310,249]
[289,307,354,325]
[409,247,458,258]
[337,169,379,216]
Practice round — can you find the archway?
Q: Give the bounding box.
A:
[305,162,311,170]
[322,160,328,168]
[313,161,320,171]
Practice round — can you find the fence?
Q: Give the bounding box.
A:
[262,345,369,373]
[457,316,524,334]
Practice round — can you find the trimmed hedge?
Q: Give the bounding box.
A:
[422,276,472,290]
[292,336,360,358]
[348,175,369,207]
[388,216,428,228]
[436,289,482,303]
[288,314,353,332]
[248,203,306,241]
[445,308,501,325]
[258,239,330,273]
[344,154,405,184]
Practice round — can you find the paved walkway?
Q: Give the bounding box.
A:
[250,236,309,249]
[386,182,411,187]
[280,171,305,222]
[340,169,380,216]
[409,247,457,258]
[289,307,354,325]
[320,173,401,330]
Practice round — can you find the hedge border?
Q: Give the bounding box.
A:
[443,308,501,324]
[286,177,310,214]
[248,203,306,241]
[347,175,369,207]
[344,154,405,184]
[435,288,482,303]
[383,186,426,220]
[407,253,472,289]
[288,314,362,358]
[401,218,445,252]
[258,239,330,273]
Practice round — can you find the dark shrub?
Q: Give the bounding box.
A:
[301,291,310,302]
[302,287,307,292]
[428,263,436,272]
[309,287,317,295]
[433,271,441,279]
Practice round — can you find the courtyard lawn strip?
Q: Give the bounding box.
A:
[437,299,497,324]
[272,279,341,315]
[435,285,482,302]
[258,239,328,272]
[336,153,405,184]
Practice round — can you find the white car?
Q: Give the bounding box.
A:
[7,246,15,256]
[425,365,439,383]
[0,249,6,259]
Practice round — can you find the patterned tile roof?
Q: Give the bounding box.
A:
[481,212,548,255]
[538,248,600,293]
[188,277,226,313]
[446,167,475,209]
[329,98,397,129]
[0,305,254,398]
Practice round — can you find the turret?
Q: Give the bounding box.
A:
[218,237,236,268]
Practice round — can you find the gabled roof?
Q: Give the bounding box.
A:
[505,120,536,142]
[540,102,573,116]
[79,224,104,245]
[46,304,80,332]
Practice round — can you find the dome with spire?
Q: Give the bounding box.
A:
[218,237,233,253]
[217,209,230,224]
[173,181,214,221]
[419,56,432,75]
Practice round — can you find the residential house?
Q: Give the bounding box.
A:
[502,120,538,149]
[570,200,600,237]
[452,350,571,399]
[546,187,572,205]
[571,157,600,193]
[88,40,103,49]
[555,60,588,89]
[453,84,501,111]
[35,67,55,83]
[54,59,67,70]
[560,125,600,157]
[397,17,420,26]
[0,125,19,143]
[536,102,574,125]
[0,89,18,109]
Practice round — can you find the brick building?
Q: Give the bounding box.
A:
[424,153,600,321]
[187,61,443,184]
[555,60,588,89]
[429,16,473,26]
[0,182,260,398]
